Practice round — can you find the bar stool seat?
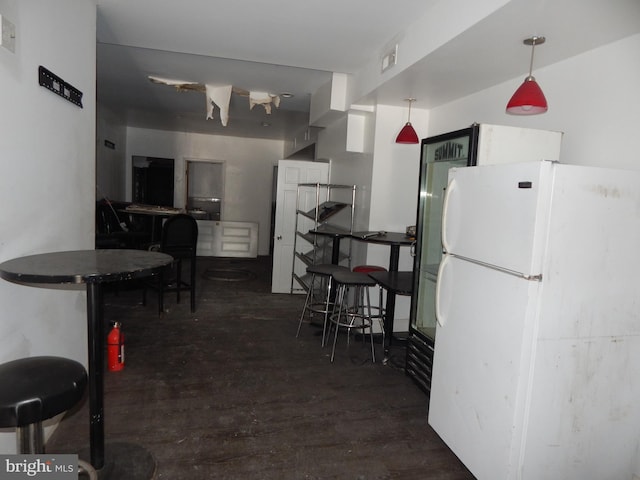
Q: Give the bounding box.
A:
[330,270,378,363]
[0,356,87,454]
[352,265,387,274]
[296,264,350,345]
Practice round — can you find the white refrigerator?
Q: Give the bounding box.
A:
[429,160,640,480]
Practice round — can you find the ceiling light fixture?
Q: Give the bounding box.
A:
[395,98,419,144]
[506,36,548,115]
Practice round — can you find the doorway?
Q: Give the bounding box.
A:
[132,156,175,206]
[271,159,329,294]
[186,160,224,220]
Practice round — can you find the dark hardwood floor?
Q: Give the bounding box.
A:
[48,256,474,479]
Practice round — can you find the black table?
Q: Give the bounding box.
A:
[306,229,415,361]
[0,249,172,475]
[308,229,414,271]
[350,232,415,362]
[122,205,183,242]
[308,226,351,264]
[368,270,414,360]
[350,231,414,272]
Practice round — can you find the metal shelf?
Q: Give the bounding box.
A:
[290,183,356,294]
[297,201,349,222]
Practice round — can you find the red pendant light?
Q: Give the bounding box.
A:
[395,98,419,144]
[506,36,548,115]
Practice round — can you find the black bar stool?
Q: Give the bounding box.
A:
[0,356,87,454]
[296,264,350,346]
[329,270,378,363]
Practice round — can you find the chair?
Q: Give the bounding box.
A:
[0,356,87,454]
[296,263,350,346]
[144,214,198,313]
[95,199,149,249]
[329,270,378,363]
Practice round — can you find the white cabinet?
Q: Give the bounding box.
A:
[284,127,320,159]
[196,220,258,258]
[291,183,356,293]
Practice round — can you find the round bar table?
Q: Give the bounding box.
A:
[0,249,172,475]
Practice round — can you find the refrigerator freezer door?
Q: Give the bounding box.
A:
[430,254,539,480]
[476,124,563,166]
[442,161,553,277]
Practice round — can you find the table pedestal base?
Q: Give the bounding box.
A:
[80,442,156,480]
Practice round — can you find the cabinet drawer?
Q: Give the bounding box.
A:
[196,220,258,257]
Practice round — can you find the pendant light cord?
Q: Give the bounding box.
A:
[525,36,544,79]
[405,97,416,123]
[527,42,536,78]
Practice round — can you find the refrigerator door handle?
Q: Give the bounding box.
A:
[454,254,543,282]
[435,254,451,327]
[441,177,456,254]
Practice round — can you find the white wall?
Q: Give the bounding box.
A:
[428,34,640,171]
[0,0,96,453]
[125,128,285,256]
[351,0,509,108]
[96,104,127,201]
[317,115,373,225]
[316,104,428,327]
[365,104,428,327]
[368,104,426,242]
[316,112,374,268]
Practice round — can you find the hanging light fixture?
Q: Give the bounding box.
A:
[395,98,419,144]
[506,36,548,115]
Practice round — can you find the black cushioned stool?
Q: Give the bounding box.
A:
[329,270,378,363]
[0,356,87,454]
[296,263,350,346]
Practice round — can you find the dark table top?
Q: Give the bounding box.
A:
[308,228,415,245]
[368,271,414,295]
[0,249,172,285]
[351,231,415,246]
[308,226,352,238]
[122,204,183,216]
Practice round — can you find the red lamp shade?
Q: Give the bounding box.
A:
[506,76,548,115]
[395,122,419,144]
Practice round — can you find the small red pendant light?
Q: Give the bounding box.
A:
[506,36,548,115]
[395,98,420,144]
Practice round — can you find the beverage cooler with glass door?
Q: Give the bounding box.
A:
[405,124,563,394]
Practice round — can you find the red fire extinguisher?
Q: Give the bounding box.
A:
[107,322,125,371]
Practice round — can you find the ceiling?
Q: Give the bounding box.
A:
[96,0,640,141]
